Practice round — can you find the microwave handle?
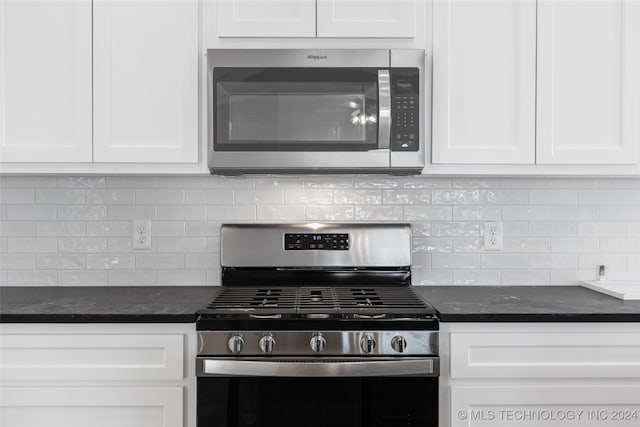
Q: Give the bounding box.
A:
[377,69,391,150]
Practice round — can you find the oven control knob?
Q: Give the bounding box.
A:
[309,334,326,353]
[227,335,244,354]
[391,335,407,353]
[259,335,276,354]
[360,334,377,353]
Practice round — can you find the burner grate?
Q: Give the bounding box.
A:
[202,286,430,317]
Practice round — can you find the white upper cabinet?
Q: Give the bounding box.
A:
[93,0,199,163]
[537,0,640,164]
[432,0,536,164]
[215,0,416,39]
[316,0,416,38]
[0,0,92,163]
[217,0,316,37]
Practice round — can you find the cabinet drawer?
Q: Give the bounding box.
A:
[450,332,640,378]
[451,385,640,427]
[0,387,182,427]
[0,333,184,381]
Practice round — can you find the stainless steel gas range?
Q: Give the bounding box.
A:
[196,223,439,427]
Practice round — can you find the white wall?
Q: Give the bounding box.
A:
[1,175,639,287]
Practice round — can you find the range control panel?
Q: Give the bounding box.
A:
[284,233,350,251]
[391,68,420,152]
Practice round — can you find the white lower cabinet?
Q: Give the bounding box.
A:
[0,323,197,427]
[441,323,640,427]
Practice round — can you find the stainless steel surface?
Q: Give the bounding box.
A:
[207,49,390,68]
[377,69,391,150]
[258,335,276,354]
[198,331,438,357]
[309,334,326,353]
[197,357,438,377]
[360,334,377,353]
[391,335,407,353]
[220,223,411,268]
[390,49,427,171]
[207,49,426,175]
[227,335,244,354]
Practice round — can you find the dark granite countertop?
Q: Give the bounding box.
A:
[414,285,640,322]
[0,286,219,323]
[3,285,640,323]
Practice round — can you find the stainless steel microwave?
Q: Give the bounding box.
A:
[207,49,428,175]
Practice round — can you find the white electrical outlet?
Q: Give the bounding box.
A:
[484,221,503,251]
[133,220,152,250]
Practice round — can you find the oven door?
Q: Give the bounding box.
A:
[197,357,438,427]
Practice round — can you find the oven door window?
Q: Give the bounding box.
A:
[198,377,438,427]
[213,68,380,151]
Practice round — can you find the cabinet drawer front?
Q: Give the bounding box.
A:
[451,385,640,427]
[0,387,182,427]
[451,332,640,378]
[0,334,184,381]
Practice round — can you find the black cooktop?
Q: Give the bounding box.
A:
[198,285,436,320]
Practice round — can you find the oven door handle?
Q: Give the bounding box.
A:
[377,69,391,150]
[197,357,439,377]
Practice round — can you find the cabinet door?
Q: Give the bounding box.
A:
[451,385,640,427]
[317,0,416,38]
[432,0,536,164]
[537,0,640,164]
[0,0,92,163]
[93,0,198,163]
[217,0,316,37]
[0,387,182,427]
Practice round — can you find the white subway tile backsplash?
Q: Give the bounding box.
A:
[529,222,577,236]
[8,238,57,253]
[0,189,35,204]
[35,189,85,204]
[186,189,234,205]
[86,221,131,237]
[481,254,529,270]
[355,205,403,221]
[37,254,86,269]
[58,206,107,220]
[7,205,57,220]
[59,238,108,253]
[285,189,333,205]
[8,270,57,286]
[530,190,578,205]
[136,189,184,205]
[158,205,205,220]
[382,190,429,205]
[3,176,640,287]
[136,254,185,269]
[235,189,284,205]
[257,205,305,221]
[432,254,480,269]
[432,222,480,237]
[335,189,381,205]
[502,206,550,221]
[0,222,35,237]
[86,254,135,269]
[454,270,501,286]
[403,206,451,221]
[412,238,453,253]
[0,254,36,269]
[453,206,501,221]
[530,254,577,269]
[86,189,135,205]
[306,205,354,221]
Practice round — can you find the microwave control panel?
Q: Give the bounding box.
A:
[390,69,419,152]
